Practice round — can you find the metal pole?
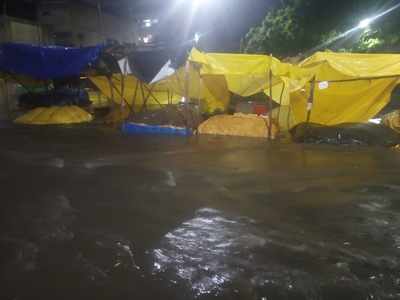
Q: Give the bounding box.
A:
[131,79,139,114]
[2,79,11,120]
[139,81,147,112]
[286,105,292,130]
[108,76,134,113]
[36,2,42,45]
[97,1,106,43]
[276,81,286,128]
[268,69,274,140]
[306,76,317,123]
[107,76,115,104]
[184,61,194,128]
[184,61,190,102]
[144,85,163,108]
[120,60,128,111]
[3,0,10,42]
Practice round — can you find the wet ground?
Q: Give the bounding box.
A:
[1,125,400,300]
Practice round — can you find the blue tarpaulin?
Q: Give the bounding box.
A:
[0,43,103,80]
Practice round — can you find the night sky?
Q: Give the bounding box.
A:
[0,0,277,51]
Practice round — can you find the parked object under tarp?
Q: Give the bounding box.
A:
[290,122,400,146]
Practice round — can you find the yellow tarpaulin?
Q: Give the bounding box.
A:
[155,64,230,112]
[89,64,230,113]
[15,106,93,125]
[189,48,313,106]
[291,52,400,126]
[89,74,180,111]
[90,49,400,127]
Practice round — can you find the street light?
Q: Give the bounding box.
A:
[358,18,372,29]
[194,32,201,44]
[191,0,212,10]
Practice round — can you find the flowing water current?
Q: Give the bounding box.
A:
[1,126,400,299]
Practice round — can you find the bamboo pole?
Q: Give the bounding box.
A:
[286,105,292,130]
[3,0,10,42]
[184,61,193,128]
[276,81,286,128]
[2,79,10,120]
[143,85,163,107]
[97,1,106,43]
[108,76,134,113]
[306,76,317,124]
[139,81,147,112]
[131,79,139,115]
[268,69,274,140]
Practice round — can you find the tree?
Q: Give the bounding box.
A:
[243,0,400,57]
[243,1,304,57]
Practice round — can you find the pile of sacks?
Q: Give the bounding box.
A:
[198,113,279,139]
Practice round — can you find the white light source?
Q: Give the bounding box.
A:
[192,0,210,8]
[143,34,152,44]
[358,18,372,29]
[194,32,200,44]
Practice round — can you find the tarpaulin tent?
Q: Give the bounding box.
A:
[89,74,182,111]
[290,52,400,126]
[189,48,313,106]
[89,62,231,113]
[90,49,400,129]
[0,43,102,80]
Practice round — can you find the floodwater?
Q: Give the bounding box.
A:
[1,125,400,300]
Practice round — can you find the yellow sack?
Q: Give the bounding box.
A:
[15,106,93,125]
[198,113,278,139]
[383,110,400,133]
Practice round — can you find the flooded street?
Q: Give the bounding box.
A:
[1,125,400,300]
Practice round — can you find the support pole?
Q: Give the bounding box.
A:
[107,76,115,105]
[306,76,317,124]
[276,81,286,128]
[143,85,163,107]
[3,79,10,120]
[108,76,134,113]
[268,68,274,140]
[286,105,292,130]
[97,1,106,43]
[120,59,128,112]
[3,0,10,42]
[184,61,194,129]
[139,82,147,112]
[131,79,139,115]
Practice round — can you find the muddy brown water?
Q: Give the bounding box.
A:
[1,125,400,300]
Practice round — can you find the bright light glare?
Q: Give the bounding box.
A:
[306,2,400,54]
[358,18,372,29]
[143,34,152,44]
[194,32,200,43]
[192,0,210,8]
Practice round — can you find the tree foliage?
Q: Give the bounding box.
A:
[242,0,400,57]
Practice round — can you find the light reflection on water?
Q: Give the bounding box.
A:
[153,200,400,299]
[153,208,266,297]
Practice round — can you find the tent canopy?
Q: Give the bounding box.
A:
[291,52,400,126]
[91,49,400,127]
[0,43,102,80]
[189,48,312,106]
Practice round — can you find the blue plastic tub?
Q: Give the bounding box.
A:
[121,122,192,137]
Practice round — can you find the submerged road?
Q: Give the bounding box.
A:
[1,125,400,300]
